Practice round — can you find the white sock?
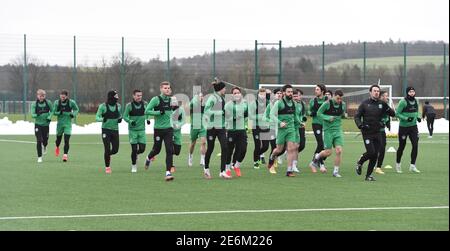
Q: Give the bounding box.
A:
[189,154,193,158]
[226,164,231,171]
[235,161,241,168]
[201,154,205,160]
[410,164,416,168]
[334,166,339,173]
[166,171,171,175]
[287,166,292,172]
[396,163,401,168]
[293,160,298,169]
[260,154,265,158]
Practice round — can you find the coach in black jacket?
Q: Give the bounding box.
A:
[354,84,396,181]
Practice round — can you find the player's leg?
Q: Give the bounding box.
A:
[145,129,163,169]
[204,129,216,173]
[375,131,387,174]
[62,134,70,162]
[333,145,343,177]
[365,134,381,181]
[101,129,112,172]
[188,128,198,167]
[252,129,262,168]
[217,129,230,179]
[225,131,235,176]
[35,125,44,162]
[55,126,63,157]
[298,127,306,153]
[310,130,333,173]
[356,134,377,176]
[199,134,207,167]
[162,128,175,180]
[41,125,50,155]
[233,131,247,177]
[285,139,297,177]
[408,126,420,173]
[396,127,407,173]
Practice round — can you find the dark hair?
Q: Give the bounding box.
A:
[334,90,344,97]
[425,101,430,105]
[325,90,333,96]
[231,87,241,93]
[133,89,142,95]
[298,89,304,95]
[316,84,326,94]
[293,89,299,95]
[160,81,171,87]
[369,84,380,92]
[273,88,282,94]
[60,89,68,96]
[379,90,387,96]
[282,84,293,92]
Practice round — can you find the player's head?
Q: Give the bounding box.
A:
[273,88,283,100]
[293,89,300,102]
[297,89,304,100]
[160,81,172,96]
[36,89,46,102]
[406,86,416,99]
[334,90,344,104]
[59,90,68,102]
[315,84,326,97]
[258,88,266,100]
[133,89,143,103]
[107,90,119,105]
[282,84,293,100]
[369,84,380,100]
[212,80,226,95]
[325,90,333,99]
[232,87,242,101]
[379,90,389,103]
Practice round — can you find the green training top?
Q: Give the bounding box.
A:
[270,97,299,130]
[248,98,270,130]
[309,96,327,125]
[145,94,173,130]
[204,92,226,129]
[317,99,346,131]
[31,99,53,126]
[95,103,122,131]
[396,98,421,127]
[172,106,186,131]
[123,101,149,131]
[225,100,248,131]
[52,99,79,126]
[189,95,204,130]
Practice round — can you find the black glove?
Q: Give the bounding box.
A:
[118,118,122,123]
[160,109,165,115]
[103,117,107,123]
[417,117,422,123]
[310,111,317,117]
[386,121,391,131]
[146,120,151,125]
[46,119,51,123]
[131,121,136,126]
[244,111,248,118]
[302,116,307,122]
[69,113,74,118]
[407,117,414,122]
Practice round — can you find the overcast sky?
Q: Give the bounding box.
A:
[0,0,448,65]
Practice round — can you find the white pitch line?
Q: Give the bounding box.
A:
[0,206,448,221]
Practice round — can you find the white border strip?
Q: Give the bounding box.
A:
[0,206,447,221]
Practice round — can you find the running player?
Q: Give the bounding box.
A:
[188,92,206,167]
[309,84,328,173]
[31,89,53,163]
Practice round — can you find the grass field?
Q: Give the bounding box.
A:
[0,133,448,230]
[326,55,449,70]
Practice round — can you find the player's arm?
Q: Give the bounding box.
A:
[52,100,61,116]
[308,99,316,117]
[95,104,106,122]
[248,102,257,122]
[46,100,54,121]
[145,97,162,116]
[123,103,132,123]
[71,100,79,117]
[31,102,37,118]
[354,102,364,129]
[342,102,348,118]
[317,101,333,122]
[269,101,283,126]
[204,96,222,117]
[395,99,408,121]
